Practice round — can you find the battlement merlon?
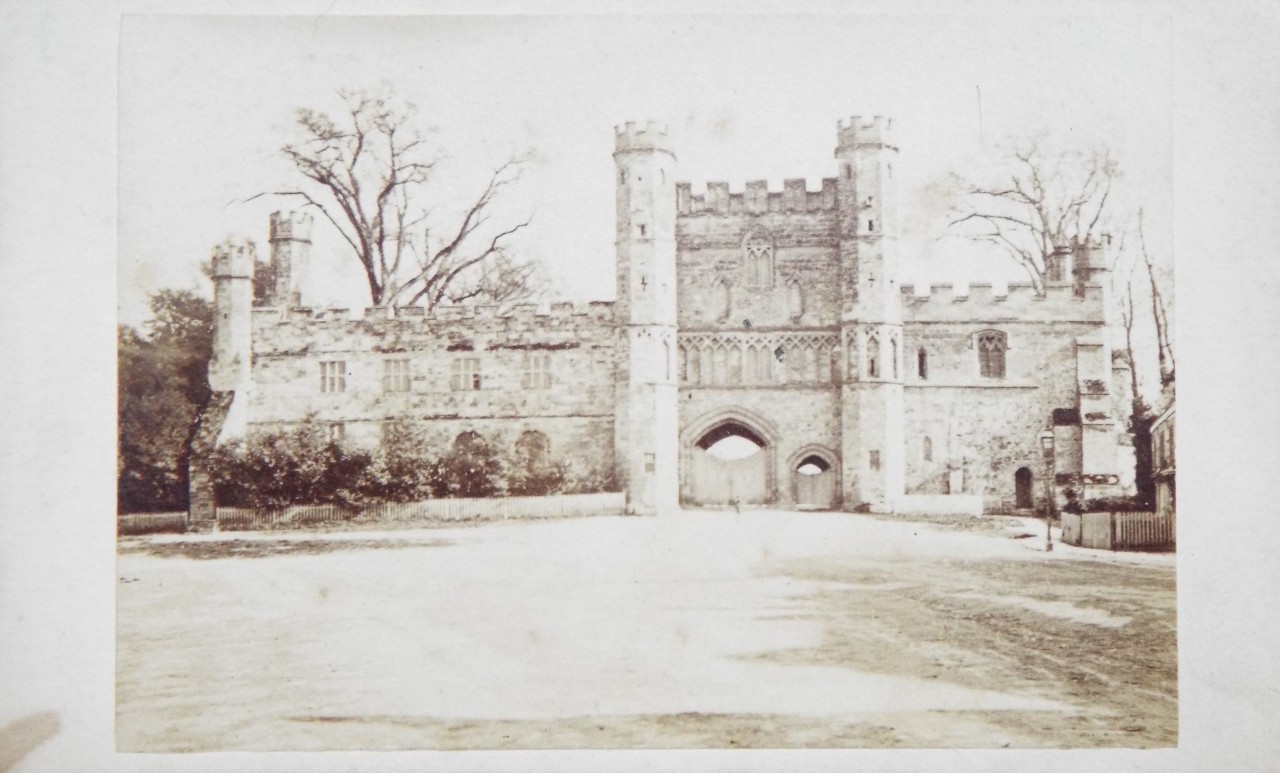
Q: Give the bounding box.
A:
[836,115,898,152]
[1073,237,1110,270]
[675,178,840,215]
[614,121,675,158]
[252,300,619,330]
[210,241,254,278]
[269,210,314,243]
[899,281,1109,320]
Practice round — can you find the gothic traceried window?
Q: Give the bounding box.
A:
[866,330,881,379]
[743,231,774,288]
[786,279,804,319]
[977,330,1008,379]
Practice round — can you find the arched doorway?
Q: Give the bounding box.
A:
[793,452,838,510]
[688,421,769,506]
[1015,466,1034,509]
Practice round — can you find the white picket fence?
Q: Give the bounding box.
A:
[213,492,626,530]
[118,511,188,535]
[1060,510,1174,550]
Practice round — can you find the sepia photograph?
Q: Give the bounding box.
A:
[107,12,1184,753]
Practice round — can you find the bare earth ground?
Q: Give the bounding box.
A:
[115,511,1175,750]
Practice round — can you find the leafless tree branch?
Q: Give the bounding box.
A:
[261,87,537,309]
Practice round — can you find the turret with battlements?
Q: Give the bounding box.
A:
[209,240,254,392]
[613,120,679,514]
[267,210,313,307]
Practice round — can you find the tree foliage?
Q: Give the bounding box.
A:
[209,423,379,509]
[260,87,539,310]
[429,431,506,499]
[117,290,213,513]
[949,136,1119,292]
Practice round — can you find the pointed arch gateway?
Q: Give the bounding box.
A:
[680,408,780,507]
[789,445,841,510]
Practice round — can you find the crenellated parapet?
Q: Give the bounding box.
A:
[676,178,839,215]
[210,240,254,278]
[250,301,618,351]
[836,115,896,152]
[614,121,674,156]
[269,210,314,243]
[899,281,1108,321]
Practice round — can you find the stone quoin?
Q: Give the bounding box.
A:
[189,117,1132,517]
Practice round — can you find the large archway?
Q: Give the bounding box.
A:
[688,421,768,506]
[681,410,779,507]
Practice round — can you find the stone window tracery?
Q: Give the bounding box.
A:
[866,330,881,379]
[743,231,774,288]
[977,330,1008,379]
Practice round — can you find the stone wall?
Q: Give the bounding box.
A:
[678,385,842,507]
[675,191,842,330]
[242,303,619,485]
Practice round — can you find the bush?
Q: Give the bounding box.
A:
[210,424,378,508]
[1082,496,1147,513]
[559,463,620,494]
[430,435,505,499]
[508,461,569,496]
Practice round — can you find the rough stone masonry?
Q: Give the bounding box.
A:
[190,116,1133,518]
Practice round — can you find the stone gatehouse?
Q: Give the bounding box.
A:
[191,116,1132,517]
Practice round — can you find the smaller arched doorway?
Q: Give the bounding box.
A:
[794,453,838,510]
[1015,466,1034,510]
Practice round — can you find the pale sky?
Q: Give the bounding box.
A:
[118,13,1173,326]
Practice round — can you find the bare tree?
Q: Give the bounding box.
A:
[254,87,536,309]
[1136,209,1176,385]
[949,136,1119,293]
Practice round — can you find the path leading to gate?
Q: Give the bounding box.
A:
[116,510,1176,750]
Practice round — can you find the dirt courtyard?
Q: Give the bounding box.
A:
[115,511,1176,750]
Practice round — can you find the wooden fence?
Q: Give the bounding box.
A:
[1059,510,1174,551]
[117,512,188,535]
[1113,510,1176,549]
[119,493,627,535]
[213,492,627,531]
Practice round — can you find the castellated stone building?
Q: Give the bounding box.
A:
[190,117,1133,518]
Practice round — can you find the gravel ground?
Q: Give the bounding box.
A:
[116,511,1175,750]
